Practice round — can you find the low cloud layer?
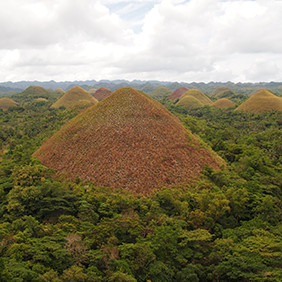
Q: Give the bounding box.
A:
[1,0,282,82]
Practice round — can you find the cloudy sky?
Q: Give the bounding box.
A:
[1,0,282,82]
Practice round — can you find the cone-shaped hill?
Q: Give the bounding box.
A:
[168,87,189,100]
[180,89,212,105]
[211,86,235,98]
[92,87,112,101]
[212,98,235,109]
[34,87,222,194]
[150,86,173,97]
[236,89,282,113]
[13,86,51,102]
[0,98,18,110]
[176,96,204,110]
[51,86,98,109]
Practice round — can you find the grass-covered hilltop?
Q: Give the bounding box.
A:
[0,82,281,281]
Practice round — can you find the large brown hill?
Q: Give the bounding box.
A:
[92,87,112,101]
[51,86,98,109]
[0,98,18,110]
[168,87,189,100]
[212,98,235,109]
[236,89,282,113]
[34,87,222,194]
[180,89,212,105]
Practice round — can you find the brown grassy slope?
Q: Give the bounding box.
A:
[168,87,189,100]
[236,89,282,113]
[0,98,18,110]
[176,96,204,110]
[51,86,98,109]
[34,87,222,195]
[211,86,235,98]
[150,86,173,97]
[180,89,212,105]
[33,98,48,102]
[92,87,112,101]
[212,98,235,109]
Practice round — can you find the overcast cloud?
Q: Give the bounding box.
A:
[0,0,282,82]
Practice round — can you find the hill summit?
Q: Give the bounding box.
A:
[168,87,189,100]
[0,98,18,110]
[92,87,112,101]
[51,86,98,109]
[236,89,282,113]
[180,89,212,105]
[211,86,235,98]
[212,98,235,109]
[34,87,222,194]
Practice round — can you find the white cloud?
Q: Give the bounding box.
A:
[0,0,282,82]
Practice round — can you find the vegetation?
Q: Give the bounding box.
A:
[0,86,281,281]
[236,89,282,113]
[51,86,98,109]
[176,95,204,110]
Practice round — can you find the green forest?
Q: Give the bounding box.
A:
[0,92,281,281]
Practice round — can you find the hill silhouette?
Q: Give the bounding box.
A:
[92,87,112,101]
[51,86,98,109]
[180,89,212,105]
[236,89,282,113]
[212,98,235,109]
[0,98,18,110]
[176,96,204,110]
[168,87,189,100]
[34,87,222,194]
[211,86,235,98]
[150,86,172,97]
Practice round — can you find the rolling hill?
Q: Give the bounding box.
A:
[51,86,98,109]
[34,87,222,194]
[92,87,112,101]
[168,87,189,100]
[180,89,212,105]
[211,86,235,98]
[235,89,282,113]
[150,86,173,97]
[0,98,18,110]
[212,98,235,109]
[176,95,204,110]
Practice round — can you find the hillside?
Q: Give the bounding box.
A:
[150,86,172,97]
[92,87,112,101]
[12,86,52,102]
[34,87,222,194]
[180,89,212,105]
[236,89,282,113]
[176,95,204,110]
[51,86,98,109]
[0,98,18,110]
[211,86,235,98]
[212,98,235,109]
[168,87,189,100]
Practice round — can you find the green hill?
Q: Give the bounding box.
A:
[211,86,235,98]
[212,98,235,109]
[150,86,172,97]
[176,95,204,110]
[180,89,212,105]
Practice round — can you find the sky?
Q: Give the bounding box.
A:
[1,0,282,83]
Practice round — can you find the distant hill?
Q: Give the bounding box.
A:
[168,87,189,100]
[211,86,235,98]
[51,86,98,109]
[12,86,52,102]
[92,87,112,101]
[212,98,235,109]
[236,89,282,113]
[149,86,172,97]
[0,98,18,110]
[176,95,204,110]
[34,87,222,194]
[180,89,212,105]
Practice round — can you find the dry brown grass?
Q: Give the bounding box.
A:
[0,98,18,110]
[236,89,282,113]
[168,87,189,100]
[180,89,212,105]
[212,98,235,109]
[51,86,98,109]
[34,87,223,195]
[92,87,112,101]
